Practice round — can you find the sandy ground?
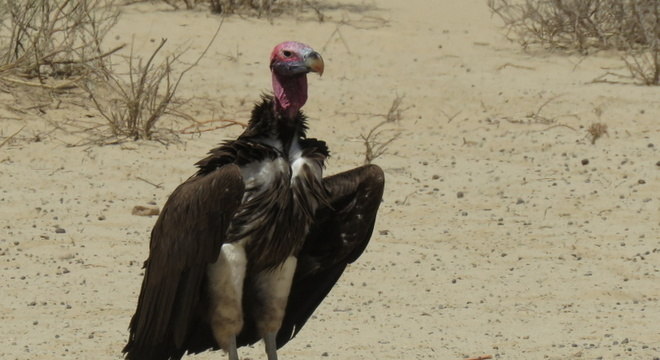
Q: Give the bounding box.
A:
[1,0,659,359]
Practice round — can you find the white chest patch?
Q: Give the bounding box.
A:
[240,158,289,190]
[289,140,322,182]
[240,139,323,191]
[290,156,321,181]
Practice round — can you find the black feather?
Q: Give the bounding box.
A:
[123,95,384,360]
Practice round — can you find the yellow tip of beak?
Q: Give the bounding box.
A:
[305,51,324,76]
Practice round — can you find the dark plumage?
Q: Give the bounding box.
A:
[123,42,384,360]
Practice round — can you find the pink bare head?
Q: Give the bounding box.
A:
[269,41,324,119]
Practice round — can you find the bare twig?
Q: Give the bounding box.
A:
[301,0,325,22]
[534,95,560,118]
[359,95,408,164]
[588,71,636,85]
[360,123,401,164]
[39,43,126,67]
[0,125,26,148]
[180,118,247,134]
[463,356,493,360]
[0,76,81,90]
[497,62,535,71]
[536,123,577,132]
[623,49,660,85]
[440,109,462,123]
[322,25,352,54]
[135,176,163,189]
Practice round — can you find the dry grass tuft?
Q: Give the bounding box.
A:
[587,122,608,144]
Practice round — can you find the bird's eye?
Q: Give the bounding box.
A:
[282,50,292,57]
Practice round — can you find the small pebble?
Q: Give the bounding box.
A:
[55,228,65,234]
[457,191,464,198]
[581,159,589,165]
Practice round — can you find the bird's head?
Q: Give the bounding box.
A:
[270,41,324,119]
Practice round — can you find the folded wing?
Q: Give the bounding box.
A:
[124,164,244,360]
[276,164,385,347]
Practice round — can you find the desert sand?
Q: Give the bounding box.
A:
[1,0,658,359]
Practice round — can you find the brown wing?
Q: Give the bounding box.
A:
[276,164,385,347]
[123,164,244,360]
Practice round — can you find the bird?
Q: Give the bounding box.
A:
[123,41,385,360]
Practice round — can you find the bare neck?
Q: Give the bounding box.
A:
[272,73,308,120]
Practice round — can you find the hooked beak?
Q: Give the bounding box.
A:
[304,51,324,76]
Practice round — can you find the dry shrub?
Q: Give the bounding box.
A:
[488,0,655,50]
[0,1,222,144]
[360,95,407,165]
[162,0,276,15]
[622,2,660,85]
[488,0,659,85]
[83,40,183,141]
[161,0,334,19]
[82,24,222,143]
[208,0,274,14]
[0,0,119,81]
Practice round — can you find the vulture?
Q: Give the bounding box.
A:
[123,41,385,360]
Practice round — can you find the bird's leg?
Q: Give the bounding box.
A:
[264,331,278,360]
[207,243,248,359]
[227,335,239,360]
[254,256,298,360]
